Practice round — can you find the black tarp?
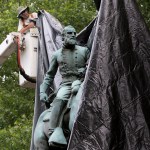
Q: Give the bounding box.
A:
[94,0,101,10]
[67,0,150,149]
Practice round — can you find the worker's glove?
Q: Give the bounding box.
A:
[40,93,48,103]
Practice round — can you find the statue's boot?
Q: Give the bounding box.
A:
[48,99,67,147]
[49,127,67,148]
[49,99,66,129]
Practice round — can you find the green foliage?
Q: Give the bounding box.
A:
[137,0,150,27]
[0,115,32,150]
[0,53,34,129]
[0,0,149,149]
[32,0,96,32]
[0,53,34,149]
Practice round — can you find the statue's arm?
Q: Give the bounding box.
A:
[78,47,91,78]
[40,53,58,102]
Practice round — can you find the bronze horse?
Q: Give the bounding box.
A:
[34,82,84,150]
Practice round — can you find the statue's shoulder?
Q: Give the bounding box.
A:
[75,45,89,54]
[75,45,88,51]
[53,48,62,56]
[75,45,90,59]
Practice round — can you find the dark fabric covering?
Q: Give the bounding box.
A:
[30,10,63,150]
[94,0,101,10]
[68,0,150,149]
[76,18,96,48]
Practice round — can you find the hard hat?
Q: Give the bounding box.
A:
[17,6,29,18]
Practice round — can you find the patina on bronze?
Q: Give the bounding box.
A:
[34,25,90,149]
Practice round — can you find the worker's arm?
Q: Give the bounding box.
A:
[19,22,35,34]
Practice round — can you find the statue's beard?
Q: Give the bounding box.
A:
[64,38,76,47]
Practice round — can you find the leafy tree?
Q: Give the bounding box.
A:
[0,114,32,150]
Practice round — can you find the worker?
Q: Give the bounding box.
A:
[15,6,39,83]
[17,6,38,34]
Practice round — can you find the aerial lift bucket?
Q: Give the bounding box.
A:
[0,28,39,88]
[19,28,39,88]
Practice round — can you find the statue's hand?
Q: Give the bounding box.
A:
[40,93,48,103]
[71,80,81,95]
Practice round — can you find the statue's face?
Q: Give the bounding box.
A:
[63,27,76,46]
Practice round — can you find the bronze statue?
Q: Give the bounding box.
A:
[34,25,90,149]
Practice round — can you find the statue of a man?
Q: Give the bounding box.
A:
[40,25,90,147]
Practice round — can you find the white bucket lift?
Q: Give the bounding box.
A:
[19,28,39,88]
[0,28,39,88]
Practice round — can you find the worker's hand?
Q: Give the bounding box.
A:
[14,36,19,44]
[19,30,25,34]
[40,93,48,103]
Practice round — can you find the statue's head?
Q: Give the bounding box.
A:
[62,25,76,47]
